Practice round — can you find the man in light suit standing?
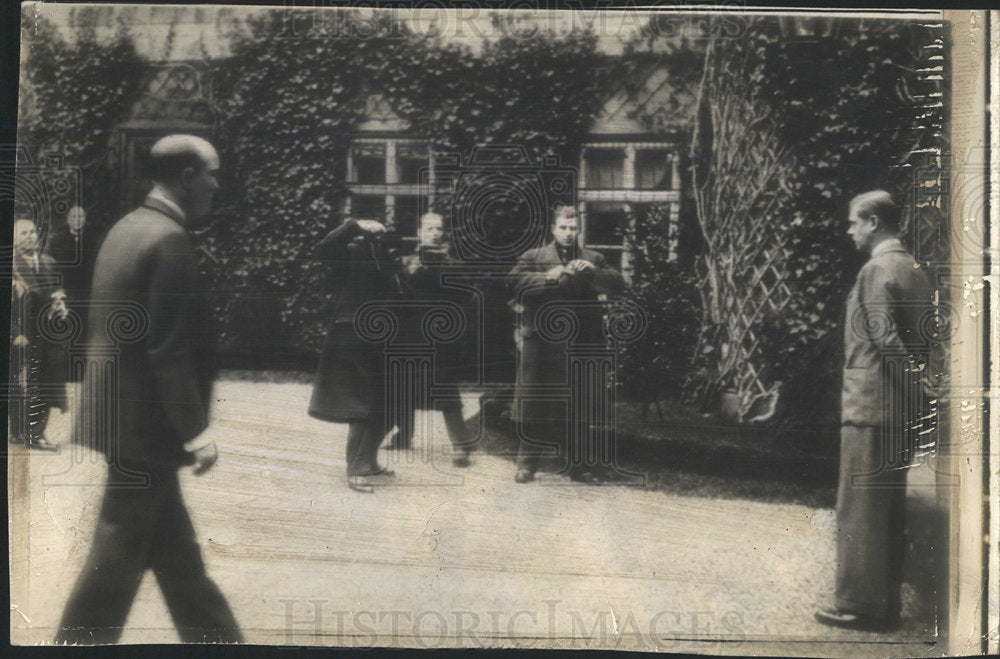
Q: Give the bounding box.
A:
[56,135,241,644]
[815,190,932,631]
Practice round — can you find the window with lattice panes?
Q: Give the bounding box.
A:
[585,149,624,189]
[397,143,429,185]
[350,143,386,185]
[635,150,672,191]
[345,139,431,243]
[585,201,627,248]
[392,195,427,239]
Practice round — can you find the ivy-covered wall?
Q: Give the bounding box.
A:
[685,17,946,429]
[17,11,147,238]
[17,9,945,435]
[205,10,619,366]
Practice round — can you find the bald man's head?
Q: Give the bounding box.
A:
[148,135,220,223]
[149,135,218,184]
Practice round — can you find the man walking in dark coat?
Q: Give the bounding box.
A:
[56,135,241,644]
[815,190,932,631]
[507,205,624,484]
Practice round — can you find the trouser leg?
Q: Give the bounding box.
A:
[834,424,908,618]
[346,413,388,476]
[56,465,158,644]
[442,406,470,453]
[346,421,368,476]
[393,407,415,448]
[149,470,242,643]
[516,338,564,474]
[362,410,387,470]
[516,409,560,474]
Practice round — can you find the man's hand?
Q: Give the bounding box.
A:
[404,258,425,276]
[546,265,568,280]
[566,259,596,274]
[356,220,387,235]
[192,441,218,476]
[49,292,68,321]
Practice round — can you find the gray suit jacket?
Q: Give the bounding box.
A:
[75,196,215,467]
[841,239,932,427]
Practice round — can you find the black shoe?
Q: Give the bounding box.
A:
[569,469,602,484]
[347,467,395,493]
[814,608,900,632]
[452,453,471,468]
[26,436,60,452]
[353,466,395,478]
[515,469,535,484]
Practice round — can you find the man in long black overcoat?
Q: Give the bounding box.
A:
[507,205,623,484]
[309,217,403,491]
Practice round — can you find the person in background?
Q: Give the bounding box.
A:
[389,212,475,467]
[309,216,402,492]
[46,205,104,334]
[9,218,67,451]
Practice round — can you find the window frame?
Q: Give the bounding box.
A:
[579,141,683,276]
[344,136,432,244]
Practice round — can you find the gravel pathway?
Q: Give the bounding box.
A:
[11,380,943,655]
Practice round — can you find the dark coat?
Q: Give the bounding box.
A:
[308,220,404,422]
[507,242,624,419]
[10,251,68,410]
[73,196,216,467]
[46,224,105,329]
[10,254,69,411]
[397,247,476,386]
[841,239,932,428]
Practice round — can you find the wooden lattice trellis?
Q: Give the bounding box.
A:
[687,29,796,423]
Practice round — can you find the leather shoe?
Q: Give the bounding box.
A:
[355,466,395,478]
[26,436,60,452]
[347,467,395,493]
[514,469,535,484]
[814,608,899,631]
[452,453,471,468]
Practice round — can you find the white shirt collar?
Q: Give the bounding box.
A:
[871,237,901,258]
[148,184,186,221]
